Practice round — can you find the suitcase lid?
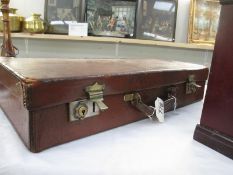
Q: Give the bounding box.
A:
[0,58,208,110]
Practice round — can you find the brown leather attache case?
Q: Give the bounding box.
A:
[0,58,208,152]
[194,0,233,159]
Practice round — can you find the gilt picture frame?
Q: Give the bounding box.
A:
[188,0,221,44]
[136,0,178,42]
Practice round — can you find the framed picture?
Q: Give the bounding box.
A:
[48,0,57,6]
[188,0,221,44]
[136,0,178,42]
[44,0,85,34]
[85,0,137,38]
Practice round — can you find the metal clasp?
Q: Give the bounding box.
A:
[186,75,202,94]
[69,82,108,122]
[124,89,177,122]
[124,93,157,119]
[85,82,108,111]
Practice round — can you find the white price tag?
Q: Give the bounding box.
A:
[155,97,165,122]
[69,23,88,36]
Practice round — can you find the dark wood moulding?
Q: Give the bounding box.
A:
[193,0,233,159]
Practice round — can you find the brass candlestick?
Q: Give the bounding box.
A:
[1,0,17,57]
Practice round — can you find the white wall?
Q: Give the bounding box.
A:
[10,0,45,18]
[10,0,192,43]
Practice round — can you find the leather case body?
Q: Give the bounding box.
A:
[0,58,208,152]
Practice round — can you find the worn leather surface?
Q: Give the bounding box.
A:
[0,58,208,110]
[200,5,233,138]
[0,84,30,147]
[0,58,208,152]
[0,58,207,81]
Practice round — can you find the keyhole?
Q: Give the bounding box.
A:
[82,109,86,116]
[93,102,96,112]
[75,104,88,120]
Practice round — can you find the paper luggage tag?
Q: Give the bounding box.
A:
[155,97,165,122]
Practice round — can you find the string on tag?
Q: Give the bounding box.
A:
[170,95,177,111]
[147,96,177,122]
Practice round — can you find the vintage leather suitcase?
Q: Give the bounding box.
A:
[0,58,208,152]
[194,0,233,159]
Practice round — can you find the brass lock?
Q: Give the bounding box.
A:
[69,100,101,122]
[74,103,88,120]
[69,82,108,122]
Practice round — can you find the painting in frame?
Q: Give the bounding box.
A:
[85,0,137,38]
[188,0,221,44]
[44,0,85,34]
[136,0,178,42]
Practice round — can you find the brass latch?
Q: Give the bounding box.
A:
[85,82,108,111]
[186,75,202,94]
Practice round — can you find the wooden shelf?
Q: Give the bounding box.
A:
[1,33,214,51]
